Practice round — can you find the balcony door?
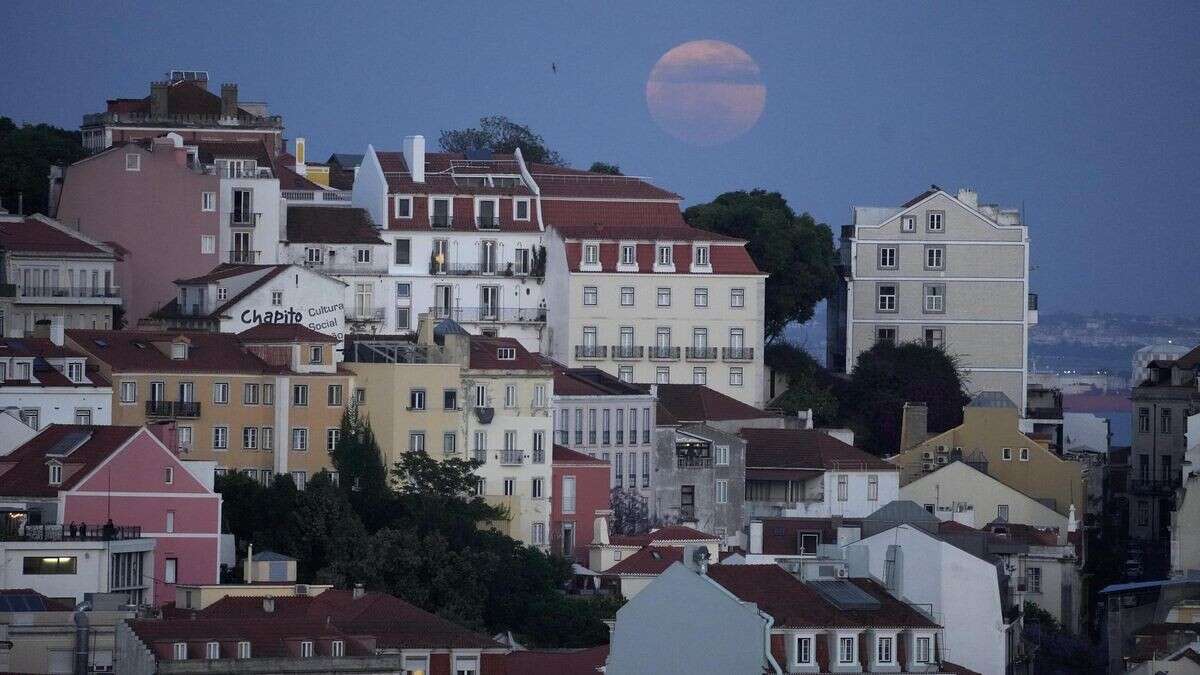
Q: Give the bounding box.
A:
[232,189,253,224]
[619,327,634,348]
[434,285,453,318]
[561,522,575,558]
[150,381,165,402]
[479,200,496,227]
[178,382,194,403]
[355,284,373,315]
[583,327,598,349]
[480,286,500,320]
[232,231,253,263]
[693,328,708,349]
[656,327,671,348]
[730,328,745,350]
[480,240,497,274]
[680,485,695,516]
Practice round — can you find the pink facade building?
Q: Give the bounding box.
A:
[552,445,611,562]
[0,425,221,605]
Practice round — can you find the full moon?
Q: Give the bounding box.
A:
[645,40,767,146]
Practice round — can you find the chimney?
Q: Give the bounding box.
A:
[593,511,611,545]
[294,138,307,176]
[402,135,425,183]
[262,597,274,613]
[957,188,978,208]
[245,544,254,583]
[416,312,435,346]
[900,403,930,452]
[150,81,169,117]
[352,583,365,600]
[220,83,238,118]
[749,520,763,555]
[147,421,178,451]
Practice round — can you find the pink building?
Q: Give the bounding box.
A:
[552,445,610,562]
[0,424,221,605]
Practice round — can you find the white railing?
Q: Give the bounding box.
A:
[281,190,352,203]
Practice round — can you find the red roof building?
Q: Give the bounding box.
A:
[0,332,112,430]
[551,445,610,562]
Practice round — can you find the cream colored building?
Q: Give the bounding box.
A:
[891,392,1084,518]
[901,459,1070,530]
[829,186,1036,410]
[544,224,767,407]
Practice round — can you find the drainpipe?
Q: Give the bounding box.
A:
[73,601,91,675]
[761,611,782,674]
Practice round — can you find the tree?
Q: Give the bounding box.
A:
[588,161,622,175]
[765,342,841,425]
[844,342,969,456]
[439,116,564,166]
[329,405,388,503]
[0,117,87,215]
[683,190,837,341]
[609,488,650,535]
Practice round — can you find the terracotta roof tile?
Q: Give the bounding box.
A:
[741,428,897,471]
[608,525,720,547]
[759,517,863,556]
[506,645,608,674]
[66,329,281,375]
[529,163,681,200]
[467,336,548,371]
[195,140,272,167]
[0,216,112,255]
[0,425,140,497]
[605,546,683,576]
[285,206,384,245]
[654,384,775,424]
[238,323,339,344]
[552,445,608,465]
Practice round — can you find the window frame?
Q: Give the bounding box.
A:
[924,245,945,270]
[878,246,897,269]
[876,284,898,312]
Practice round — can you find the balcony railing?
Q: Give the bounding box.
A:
[648,346,680,360]
[145,401,201,418]
[611,345,644,359]
[17,286,121,299]
[346,307,386,322]
[1129,478,1181,495]
[677,456,713,469]
[686,347,718,360]
[281,190,351,203]
[476,216,501,231]
[228,212,260,227]
[4,523,143,542]
[431,215,453,230]
[1028,293,1039,311]
[473,449,487,463]
[722,347,755,361]
[298,259,387,275]
[145,400,173,417]
[500,450,525,465]
[431,261,538,279]
[576,345,608,359]
[679,505,696,520]
[434,306,546,324]
[228,250,260,264]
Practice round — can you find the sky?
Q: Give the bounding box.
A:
[3,1,1198,315]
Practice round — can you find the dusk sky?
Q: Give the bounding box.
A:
[4,2,1198,315]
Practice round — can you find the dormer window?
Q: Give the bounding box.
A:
[514,198,530,221]
[125,153,141,171]
[657,245,673,266]
[356,248,371,264]
[49,462,62,486]
[582,243,600,269]
[66,361,84,383]
[171,342,187,360]
[299,641,313,658]
[694,245,710,267]
[14,361,30,380]
[393,195,413,219]
[217,287,228,301]
[206,641,220,659]
[173,642,188,660]
[620,244,636,266]
[309,346,323,364]
[497,347,516,360]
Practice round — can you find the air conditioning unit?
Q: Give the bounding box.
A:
[837,568,849,578]
[295,584,309,596]
[936,457,947,464]
[922,452,934,460]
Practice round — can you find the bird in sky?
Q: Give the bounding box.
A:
[551,62,558,74]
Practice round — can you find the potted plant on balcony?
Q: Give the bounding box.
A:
[503,262,513,277]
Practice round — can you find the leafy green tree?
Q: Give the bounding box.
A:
[765,342,840,424]
[588,161,622,175]
[0,117,87,215]
[288,472,368,581]
[844,342,969,456]
[329,405,388,510]
[683,190,837,341]
[439,116,565,165]
[519,594,624,647]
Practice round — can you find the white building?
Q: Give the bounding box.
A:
[0,331,112,431]
[829,186,1036,410]
[1132,343,1192,388]
[0,527,154,605]
[1063,411,1112,454]
[0,213,122,336]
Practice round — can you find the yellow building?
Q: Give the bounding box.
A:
[66,325,354,485]
[890,392,1084,518]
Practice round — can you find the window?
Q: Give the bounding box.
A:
[656,367,670,384]
[403,653,430,674]
[692,367,707,385]
[306,345,323,365]
[694,287,708,307]
[998,504,1010,522]
[201,235,216,255]
[796,636,813,664]
[603,409,612,444]
[120,381,137,403]
[327,428,340,451]
[206,641,220,660]
[901,214,917,232]
[924,284,945,313]
[1138,408,1151,433]
[927,211,944,232]
[504,384,517,408]
[1138,501,1150,526]
[291,428,308,451]
[839,636,855,664]
[877,285,897,312]
[656,287,671,306]
[924,327,945,349]
[1027,566,1042,593]
[237,641,251,659]
[409,432,425,452]
[23,555,76,574]
[263,384,274,405]
[497,347,516,360]
[620,244,636,265]
[74,409,92,425]
[503,478,515,496]
[643,451,651,486]
[915,636,932,663]
[213,382,229,404]
[618,366,633,382]
[174,642,188,660]
[67,361,84,382]
[716,479,728,504]
[242,427,258,449]
[533,384,546,408]
[876,327,897,346]
[877,636,893,663]
[217,287,227,300]
[837,475,849,501]
[582,286,598,306]
[878,246,897,268]
[444,389,458,410]
[305,247,324,265]
[656,244,673,266]
[643,408,652,443]
[271,291,283,306]
[868,474,879,501]
[1002,447,1012,461]
[243,383,260,405]
[1162,408,1173,434]
[292,384,308,406]
[620,286,635,306]
[616,409,625,445]
[331,640,345,657]
[583,244,599,265]
[475,384,488,407]
[729,367,744,386]
[300,641,313,658]
[730,287,745,307]
[213,426,228,450]
[514,198,530,220]
[326,384,343,406]
[1020,447,1030,461]
[925,246,945,270]
[165,558,177,584]
[442,432,457,455]
[47,461,63,485]
[125,153,140,171]
[615,453,624,488]
[532,477,544,499]
[261,427,273,450]
[394,196,413,219]
[409,389,426,410]
[454,653,480,675]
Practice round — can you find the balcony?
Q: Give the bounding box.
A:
[145,400,173,417]
[281,189,351,203]
[648,346,680,360]
[228,212,260,227]
[298,258,387,275]
[174,401,201,418]
[500,450,525,465]
[0,284,15,298]
[346,307,386,322]
[576,345,608,360]
[145,401,201,418]
[611,345,644,360]
[14,285,122,304]
[434,306,546,324]
[228,250,260,264]
[677,456,713,469]
[722,347,755,361]
[1129,478,1181,495]
[1027,292,1039,326]
[3,523,142,542]
[476,216,501,231]
[686,346,718,361]
[431,215,454,230]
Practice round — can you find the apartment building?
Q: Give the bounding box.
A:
[79,70,284,154]
[0,590,137,675]
[829,186,1036,410]
[0,213,121,335]
[653,423,746,544]
[551,445,609,562]
[0,331,112,429]
[64,326,352,484]
[545,222,767,407]
[1128,346,1200,541]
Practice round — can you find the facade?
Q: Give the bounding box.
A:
[0,590,136,674]
[653,423,746,544]
[652,382,789,434]
[65,326,354,482]
[0,424,221,605]
[900,460,1071,530]
[1064,411,1112,454]
[0,333,112,431]
[0,213,121,335]
[1170,420,1200,576]
[892,391,1085,518]
[116,587,508,674]
[1128,347,1200,541]
[1132,343,1193,388]
[593,523,723,599]
[79,71,284,154]
[742,428,900,520]
[550,444,610,561]
[545,222,767,407]
[0,526,154,605]
[829,186,1035,411]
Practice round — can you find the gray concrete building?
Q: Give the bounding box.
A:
[653,423,746,546]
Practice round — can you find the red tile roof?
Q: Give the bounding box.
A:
[66,329,283,375]
[195,140,273,167]
[174,263,281,285]
[0,425,140,497]
[653,384,775,425]
[0,216,112,255]
[706,565,939,629]
[543,362,649,398]
[285,206,384,244]
[376,151,535,197]
[561,239,760,275]
[129,618,370,658]
[608,525,720,547]
[605,546,683,576]
[528,163,681,200]
[467,336,549,371]
[741,428,897,471]
[238,323,339,344]
[553,222,738,242]
[552,445,608,465]
[506,645,608,675]
[758,517,863,556]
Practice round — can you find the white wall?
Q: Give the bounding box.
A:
[350,146,389,227]
[0,538,154,604]
[900,461,1068,530]
[1063,412,1110,452]
[0,386,112,429]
